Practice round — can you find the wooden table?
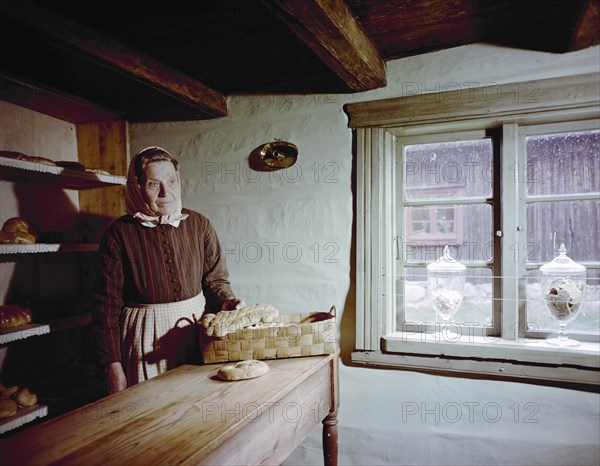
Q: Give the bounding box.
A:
[0,353,339,466]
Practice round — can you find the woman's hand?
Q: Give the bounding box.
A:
[220,298,246,311]
[105,362,128,395]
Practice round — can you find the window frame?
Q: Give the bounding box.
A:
[347,73,600,386]
[517,120,600,341]
[396,130,498,336]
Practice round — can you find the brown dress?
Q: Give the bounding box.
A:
[92,209,235,385]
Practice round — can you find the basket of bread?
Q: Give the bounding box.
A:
[197,304,338,364]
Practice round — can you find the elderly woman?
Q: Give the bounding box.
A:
[92,147,243,394]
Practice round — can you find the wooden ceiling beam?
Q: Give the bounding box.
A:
[262,0,387,92]
[0,1,228,119]
[569,0,600,51]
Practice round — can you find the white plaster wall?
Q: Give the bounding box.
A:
[130,44,600,466]
[0,100,79,222]
[0,101,79,303]
[0,102,80,373]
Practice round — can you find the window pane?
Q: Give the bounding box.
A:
[404,204,493,261]
[410,208,431,234]
[462,268,494,325]
[412,208,429,221]
[399,267,492,328]
[401,267,433,323]
[404,139,493,200]
[526,199,600,263]
[412,222,431,234]
[526,269,600,333]
[526,130,600,196]
[436,208,455,234]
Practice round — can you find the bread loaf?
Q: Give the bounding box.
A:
[1,385,19,398]
[4,232,36,244]
[0,305,33,329]
[13,387,37,407]
[0,398,18,418]
[0,151,56,165]
[0,151,29,161]
[0,231,15,244]
[85,167,111,176]
[217,360,270,381]
[202,304,279,337]
[1,217,37,244]
[27,155,56,166]
[2,217,30,234]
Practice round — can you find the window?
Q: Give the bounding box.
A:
[398,134,495,328]
[522,125,600,336]
[347,73,600,385]
[398,125,599,338]
[405,188,465,244]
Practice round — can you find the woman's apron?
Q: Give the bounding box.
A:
[120,293,206,386]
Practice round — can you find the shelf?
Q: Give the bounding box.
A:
[0,157,126,189]
[0,404,48,435]
[0,313,92,345]
[0,243,99,255]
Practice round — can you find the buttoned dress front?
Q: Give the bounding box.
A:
[92,208,235,385]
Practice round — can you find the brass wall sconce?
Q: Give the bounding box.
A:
[259,140,298,169]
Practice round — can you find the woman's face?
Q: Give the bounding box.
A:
[141,160,180,216]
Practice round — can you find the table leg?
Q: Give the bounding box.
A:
[322,409,338,466]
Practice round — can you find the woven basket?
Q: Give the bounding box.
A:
[199,306,337,364]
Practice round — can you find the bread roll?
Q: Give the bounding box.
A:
[12,232,36,244]
[0,231,36,244]
[27,155,56,166]
[85,168,111,176]
[2,218,37,244]
[1,385,19,398]
[13,387,37,407]
[217,360,270,381]
[0,151,29,161]
[0,231,16,244]
[0,398,18,418]
[2,217,31,233]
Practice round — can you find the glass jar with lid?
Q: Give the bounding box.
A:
[427,245,466,326]
[539,243,586,347]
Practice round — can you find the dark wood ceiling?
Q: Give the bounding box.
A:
[0,0,598,123]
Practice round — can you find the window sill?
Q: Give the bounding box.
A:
[351,332,600,386]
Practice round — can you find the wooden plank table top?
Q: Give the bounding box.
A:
[0,353,339,466]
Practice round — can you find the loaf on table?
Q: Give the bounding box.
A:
[217,360,270,381]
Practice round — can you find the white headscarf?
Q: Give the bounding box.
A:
[124,146,189,227]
